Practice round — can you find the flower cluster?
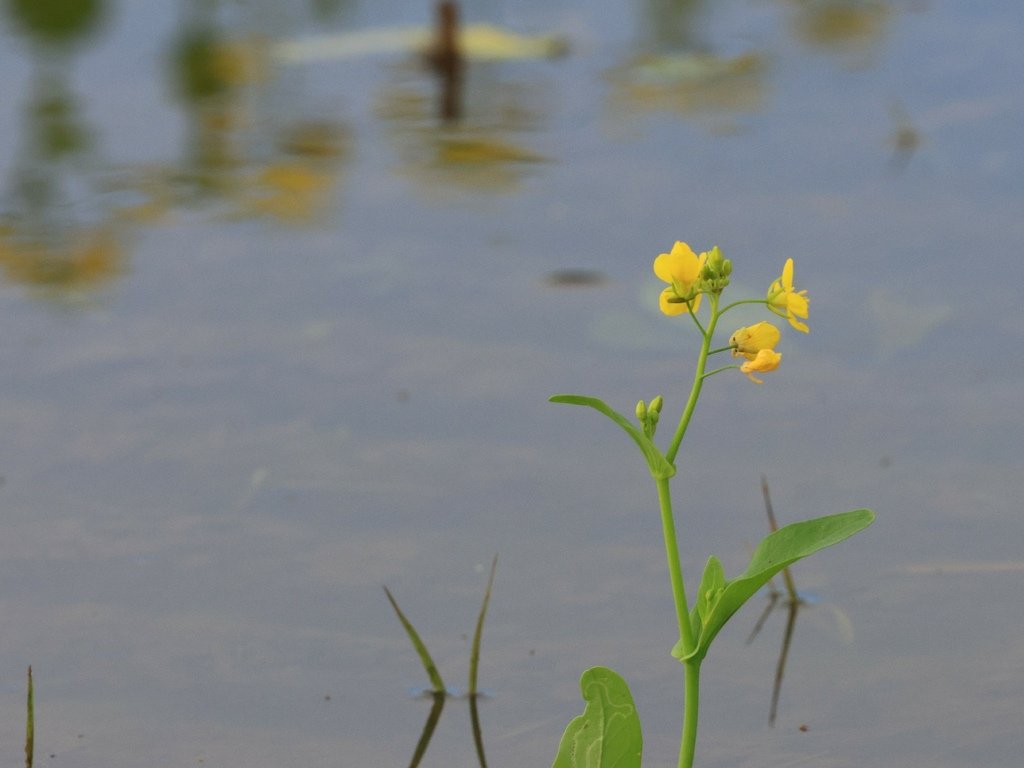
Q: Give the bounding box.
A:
[653,242,809,384]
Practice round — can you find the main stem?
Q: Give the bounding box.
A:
[680,660,701,768]
[655,477,694,653]
[666,295,720,465]
[661,294,721,768]
[656,474,702,768]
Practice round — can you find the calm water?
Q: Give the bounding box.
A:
[1,1,1022,766]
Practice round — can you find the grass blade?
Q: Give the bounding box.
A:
[383,586,446,695]
[468,555,497,696]
[469,555,498,768]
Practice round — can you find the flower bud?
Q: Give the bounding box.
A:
[635,400,647,422]
[650,395,664,414]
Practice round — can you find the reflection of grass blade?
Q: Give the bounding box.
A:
[769,603,799,728]
[408,693,445,768]
[468,555,498,768]
[761,475,799,603]
[383,586,446,694]
[745,591,779,645]
[25,666,34,768]
[469,694,487,768]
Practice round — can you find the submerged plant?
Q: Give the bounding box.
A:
[550,243,874,768]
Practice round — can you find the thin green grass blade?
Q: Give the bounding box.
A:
[469,555,498,768]
[25,666,34,768]
[468,555,497,696]
[383,586,446,694]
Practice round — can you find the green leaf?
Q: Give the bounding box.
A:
[552,667,643,768]
[550,394,675,479]
[676,509,875,663]
[383,586,446,694]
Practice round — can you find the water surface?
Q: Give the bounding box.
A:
[1,1,1022,766]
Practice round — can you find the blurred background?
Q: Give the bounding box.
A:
[0,1,1022,766]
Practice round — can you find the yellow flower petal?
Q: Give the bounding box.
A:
[730,321,781,360]
[654,241,701,284]
[659,286,688,315]
[659,286,702,315]
[740,348,781,384]
[767,258,810,333]
[781,257,794,291]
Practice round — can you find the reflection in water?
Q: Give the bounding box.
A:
[4,0,105,46]
[608,0,765,128]
[746,477,856,727]
[376,50,552,195]
[606,51,765,125]
[889,101,921,172]
[0,0,128,298]
[108,1,350,226]
[784,0,892,57]
[425,1,465,122]
[638,0,705,52]
[162,2,350,223]
[385,558,497,768]
[745,476,805,727]
[368,2,559,195]
[543,269,608,288]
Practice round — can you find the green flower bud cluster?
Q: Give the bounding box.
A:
[637,395,664,437]
[698,245,732,295]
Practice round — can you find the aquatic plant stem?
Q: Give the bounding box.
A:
[679,661,701,768]
[655,475,701,768]
[666,294,720,465]
[656,477,694,654]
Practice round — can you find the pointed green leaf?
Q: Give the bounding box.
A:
[552,667,642,768]
[383,586,446,694]
[550,395,675,479]
[681,509,875,663]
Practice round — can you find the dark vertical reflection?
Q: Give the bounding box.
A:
[426,1,465,123]
[746,477,805,728]
[639,0,704,52]
[407,692,446,768]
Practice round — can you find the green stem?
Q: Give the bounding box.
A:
[701,364,739,379]
[666,294,720,465]
[656,477,694,654]
[679,661,701,768]
[718,297,769,315]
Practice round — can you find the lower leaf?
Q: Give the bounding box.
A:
[552,666,643,768]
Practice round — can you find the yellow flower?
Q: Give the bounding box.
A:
[654,241,707,315]
[766,258,809,333]
[740,348,782,384]
[729,321,781,360]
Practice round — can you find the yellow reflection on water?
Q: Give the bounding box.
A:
[114,7,351,226]
[0,225,125,294]
[606,52,766,122]
[0,0,129,299]
[785,0,892,55]
[376,72,551,195]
